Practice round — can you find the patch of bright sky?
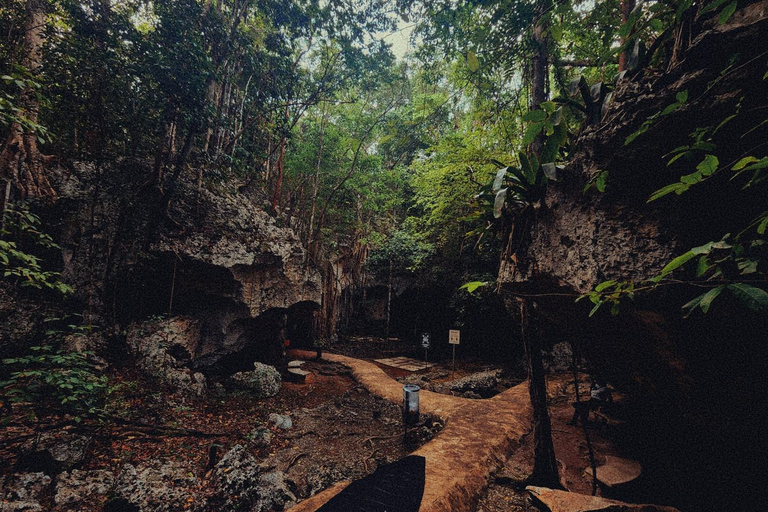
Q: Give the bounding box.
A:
[375,18,418,61]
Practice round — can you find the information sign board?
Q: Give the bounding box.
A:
[449,329,460,345]
[421,333,431,349]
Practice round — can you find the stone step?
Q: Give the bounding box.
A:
[287,368,312,384]
[584,455,642,488]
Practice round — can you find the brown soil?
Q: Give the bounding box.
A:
[0,347,443,511]
[0,337,630,511]
[476,379,628,511]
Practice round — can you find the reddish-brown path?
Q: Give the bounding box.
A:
[287,350,533,512]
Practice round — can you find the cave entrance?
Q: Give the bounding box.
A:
[203,301,319,378]
[286,300,320,351]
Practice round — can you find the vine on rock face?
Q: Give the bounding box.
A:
[580,67,768,317]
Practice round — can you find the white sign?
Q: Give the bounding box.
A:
[421,333,431,348]
[449,329,460,345]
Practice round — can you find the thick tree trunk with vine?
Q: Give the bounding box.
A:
[520,298,561,488]
[386,257,392,340]
[530,4,549,156]
[0,0,55,200]
[523,1,560,489]
[618,0,636,72]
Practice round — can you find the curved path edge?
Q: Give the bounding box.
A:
[287,350,533,512]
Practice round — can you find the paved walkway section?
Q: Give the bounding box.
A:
[374,356,435,372]
[527,486,680,512]
[287,350,533,512]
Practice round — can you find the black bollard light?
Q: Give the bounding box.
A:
[403,384,420,427]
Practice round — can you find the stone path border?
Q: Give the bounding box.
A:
[287,350,533,512]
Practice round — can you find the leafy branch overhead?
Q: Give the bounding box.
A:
[590,46,768,319]
[580,235,768,317]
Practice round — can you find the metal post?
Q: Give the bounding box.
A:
[403,384,420,440]
[452,344,456,379]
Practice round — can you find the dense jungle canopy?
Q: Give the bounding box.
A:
[2,0,764,297]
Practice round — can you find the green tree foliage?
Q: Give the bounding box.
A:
[1,203,72,295]
[582,8,768,317]
[1,0,400,199]
[282,66,410,258]
[1,343,108,421]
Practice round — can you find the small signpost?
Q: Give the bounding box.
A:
[421,332,431,369]
[449,329,460,377]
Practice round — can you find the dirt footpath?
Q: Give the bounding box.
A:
[288,350,534,512]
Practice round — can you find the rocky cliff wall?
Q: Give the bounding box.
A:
[499,5,768,511]
[501,2,768,292]
[44,159,321,367]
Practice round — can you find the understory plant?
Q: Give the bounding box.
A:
[1,203,72,295]
[1,340,108,422]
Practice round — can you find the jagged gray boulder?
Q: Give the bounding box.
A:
[54,469,114,508]
[211,445,261,502]
[114,461,198,512]
[229,362,281,398]
[268,413,292,430]
[125,317,207,397]
[0,472,52,512]
[247,425,273,447]
[21,432,91,471]
[206,444,294,511]
[449,370,502,397]
[252,471,296,511]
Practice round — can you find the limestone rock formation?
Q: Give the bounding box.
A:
[228,362,282,398]
[500,4,768,294]
[44,159,321,369]
[54,470,114,508]
[113,461,198,512]
[126,317,207,396]
[20,432,91,472]
[449,369,502,397]
[500,7,768,511]
[0,472,52,512]
[207,444,296,511]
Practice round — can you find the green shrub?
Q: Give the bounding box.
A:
[1,345,108,421]
[1,203,73,295]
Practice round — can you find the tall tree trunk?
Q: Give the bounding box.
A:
[386,257,393,340]
[271,130,287,211]
[161,122,197,214]
[520,298,561,488]
[530,3,549,156]
[0,0,55,199]
[523,4,560,488]
[618,0,636,72]
[306,102,327,267]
